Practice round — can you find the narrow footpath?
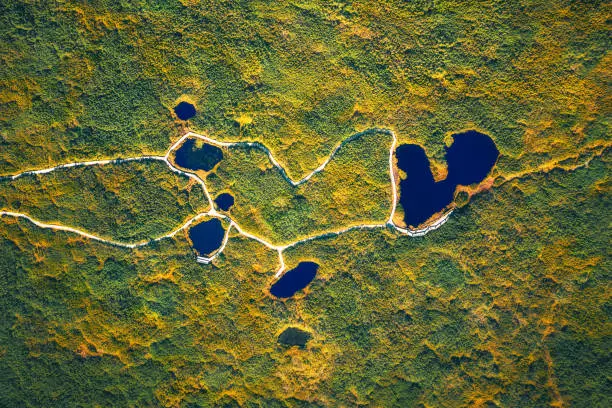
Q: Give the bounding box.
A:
[0,129,452,277]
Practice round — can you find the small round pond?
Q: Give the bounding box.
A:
[396,130,499,227]
[174,139,223,171]
[214,193,235,211]
[174,101,196,120]
[270,261,319,298]
[188,218,225,256]
[278,327,311,349]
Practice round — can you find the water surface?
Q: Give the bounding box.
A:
[445,131,499,185]
[214,193,234,211]
[270,262,318,298]
[174,101,196,120]
[278,327,311,348]
[174,139,223,171]
[189,218,225,256]
[397,130,499,227]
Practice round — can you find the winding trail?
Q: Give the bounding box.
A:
[0,129,452,277]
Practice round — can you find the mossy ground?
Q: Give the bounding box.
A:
[202,129,392,244]
[0,161,208,242]
[0,155,608,406]
[0,0,609,406]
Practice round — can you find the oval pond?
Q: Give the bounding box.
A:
[278,327,312,348]
[270,261,319,298]
[174,101,196,120]
[214,193,235,211]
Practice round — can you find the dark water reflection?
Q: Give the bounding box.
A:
[271,262,319,298]
[174,102,196,120]
[214,193,234,211]
[397,130,499,227]
[189,218,225,256]
[174,139,223,171]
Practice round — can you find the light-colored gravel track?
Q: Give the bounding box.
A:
[1,129,452,277]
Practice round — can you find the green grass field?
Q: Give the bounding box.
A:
[0,0,609,406]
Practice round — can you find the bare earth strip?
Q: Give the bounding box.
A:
[0,129,452,277]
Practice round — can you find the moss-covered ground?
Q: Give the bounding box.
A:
[0,0,609,406]
[0,154,608,406]
[0,161,208,242]
[201,129,393,244]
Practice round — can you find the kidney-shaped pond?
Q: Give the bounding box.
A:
[397,130,499,227]
[189,218,225,257]
[270,261,319,298]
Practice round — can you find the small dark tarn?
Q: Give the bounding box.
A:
[188,218,225,256]
[278,327,312,348]
[174,101,196,120]
[270,262,319,298]
[396,130,499,227]
[174,138,223,171]
[214,193,235,211]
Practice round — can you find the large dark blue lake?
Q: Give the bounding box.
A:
[189,218,225,256]
[270,262,319,298]
[397,130,499,227]
[174,139,223,171]
[174,101,196,120]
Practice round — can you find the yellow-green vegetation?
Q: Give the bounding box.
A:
[0,161,208,242]
[202,130,392,244]
[282,155,610,407]
[1,1,608,180]
[0,0,610,407]
[0,155,608,406]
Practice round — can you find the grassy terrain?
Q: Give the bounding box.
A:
[0,0,609,406]
[1,1,608,179]
[0,155,608,407]
[200,129,392,244]
[0,161,208,242]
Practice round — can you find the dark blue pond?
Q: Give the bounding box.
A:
[397,130,499,227]
[270,262,319,298]
[278,327,311,348]
[174,101,196,120]
[214,193,234,211]
[174,138,223,171]
[188,218,225,256]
